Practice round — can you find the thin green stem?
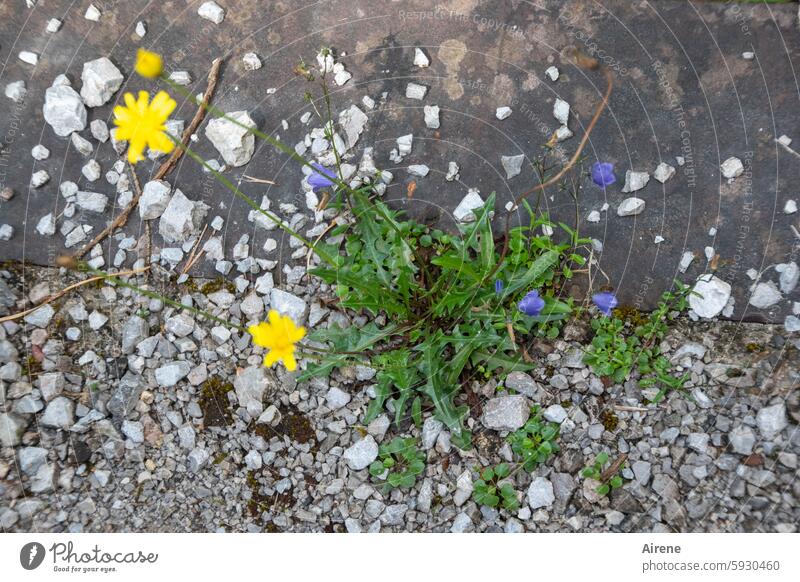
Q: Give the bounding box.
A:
[165,133,336,267]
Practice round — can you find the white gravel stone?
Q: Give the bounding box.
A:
[453,189,484,223]
[495,106,512,120]
[423,105,440,129]
[553,98,570,125]
[19,51,38,66]
[5,80,26,102]
[84,4,101,21]
[242,52,262,70]
[0,413,25,447]
[76,191,107,213]
[234,366,268,417]
[756,403,788,440]
[545,66,559,81]
[405,82,427,100]
[80,57,123,107]
[155,361,192,387]
[188,448,210,472]
[205,111,256,167]
[36,213,56,236]
[407,164,430,177]
[169,71,192,86]
[81,160,101,182]
[748,281,782,309]
[135,21,147,37]
[270,288,308,324]
[43,84,87,136]
[689,274,731,319]
[543,404,567,424]
[30,170,49,188]
[783,199,797,214]
[616,197,645,216]
[90,119,109,142]
[40,396,74,429]
[527,477,555,509]
[501,154,525,179]
[198,1,225,24]
[46,18,62,33]
[139,180,172,220]
[622,170,650,193]
[325,387,351,409]
[653,162,676,183]
[343,435,379,470]
[414,48,430,67]
[481,396,530,431]
[729,425,756,455]
[338,105,368,150]
[158,189,209,243]
[777,262,798,294]
[720,156,744,179]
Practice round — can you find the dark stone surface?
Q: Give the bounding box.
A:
[0,1,798,322]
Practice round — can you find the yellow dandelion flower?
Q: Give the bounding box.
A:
[135,48,163,78]
[113,90,177,164]
[248,310,306,372]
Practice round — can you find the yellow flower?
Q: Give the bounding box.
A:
[135,48,163,78]
[113,91,177,164]
[248,310,306,371]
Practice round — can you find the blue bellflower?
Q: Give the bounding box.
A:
[494,280,504,294]
[308,163,337,192]
[518,290,545,316]
[591,162,616,188]
[592,291,619,316]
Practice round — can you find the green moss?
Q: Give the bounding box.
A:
[200,278,236,295]
[613,305,648,327]
[25,355,43,379]
[601,409,619,431]
[745,342,763,353]
[198,377,234,427]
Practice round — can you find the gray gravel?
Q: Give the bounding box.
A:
[0,264,797,533]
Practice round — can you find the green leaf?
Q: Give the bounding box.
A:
[481,468,495,481]
[504,249,560,296]
[494,463,510,478]
[596,484,610,496]
[610,475,623,489]
[596,452,609,466]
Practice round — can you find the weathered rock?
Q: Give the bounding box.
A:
[80,57,124,107]
[269,288,308,324]
[453,189,484,223]
[338,105,368,149]
[154,361,192,387]
[689,274,731,318]
[205,111,256,167]
[343,435,379,470]
[0,413,26,447]
[501,154,525,179]
[527,477,555,509]
[40,397,75,429]
[139,180,171,220]
[481,396,530,431]
[622,170,650,192]
[617,197,646,216]
[158,189,209,243]
[43,84,87,136]
[756,403,788,440]
[748,281,782,309]
[234,366,269,417]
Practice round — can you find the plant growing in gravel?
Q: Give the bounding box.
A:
[368,437,426,491]
[63,47,613,450]
[584,283,692,402]
[507,406,560,471]
[472,463,520,512]
[582,452,624,496]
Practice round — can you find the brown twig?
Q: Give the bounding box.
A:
[71,58,223,259]
[181,223,209,274]
[0,267,149,324]
[485,56,613,284]
[599,453,628,484]
[154,58,222,181]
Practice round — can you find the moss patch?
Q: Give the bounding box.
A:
[199,377,234,427]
